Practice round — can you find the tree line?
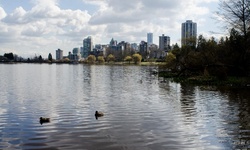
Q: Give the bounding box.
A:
[164,0,250,78]
[165,30,250,78]
[86,53,142,64]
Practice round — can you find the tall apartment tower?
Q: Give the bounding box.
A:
[159,34,170,51]
[82,36,93,58]
[139,41,148,59]
[147,33,153,45]
[181,20,197,46]
[55,49,63,60]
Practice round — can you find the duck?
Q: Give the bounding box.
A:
[40,117,50,124]
[95,111,104,117]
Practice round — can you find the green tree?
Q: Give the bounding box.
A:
[97,56,105,63]
[196,35,207,51]
[197,36,218,66]
[124,56,132,64]
[172,43,180,52]
[217,0,250,70]
[39,55,43,62]
[182,37,197,48]
[132,54,142,64]
[62,58,70,63]
[48,53,52,62]
[87,55,96,63]
[107,54,115,63]
[165,52,176,70]
[4,53,14,60]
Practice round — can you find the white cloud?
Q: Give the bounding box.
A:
[89,0,211,25]
[0,7,7,20]
[0,1,93,57]
[31,0,59,6]
[3,7,27,24]
[199,0,219,3]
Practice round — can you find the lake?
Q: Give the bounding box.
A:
[0,63,250,149]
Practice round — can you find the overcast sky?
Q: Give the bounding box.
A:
[0,0,225,58]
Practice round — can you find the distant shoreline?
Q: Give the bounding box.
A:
[0,61,166,66]
[2,61,250,87]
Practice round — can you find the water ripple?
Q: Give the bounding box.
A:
[0,64,249,149]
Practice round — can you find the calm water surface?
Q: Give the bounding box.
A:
[0,64,250,150]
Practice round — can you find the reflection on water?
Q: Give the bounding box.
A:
[0,64,250,149]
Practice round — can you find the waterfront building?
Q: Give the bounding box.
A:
[92,44,106,57]
[159,34,170,51]
[73,47,80,55]
[69,47,81,61]
[181,20,197,46]
[148,44,162,59]
[110,38,117,47]
[82,36,93,58]
[56,49,63,60]
[108,38,118,51]
[118,41,132,60]
[131,43,138,52]
[139,41,148,60]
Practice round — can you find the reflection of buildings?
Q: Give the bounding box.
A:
[180,84,196,122]
[56,49,63,60]
[181,20,197,46]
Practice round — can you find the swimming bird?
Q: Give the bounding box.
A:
[95,111,104,117]
[40,117,50,124]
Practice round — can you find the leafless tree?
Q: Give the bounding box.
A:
[217,0,250,39]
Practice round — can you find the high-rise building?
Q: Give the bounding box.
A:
[73,47,80,54]
[82,36,93,58]
[131,43,138,52]
[69,47,81,61]
[110,38,117,46]
[159,34,170,51]
[181,20,197,46]
[139,41,148,59]
[56,49,63,60]
[147,33,153,45]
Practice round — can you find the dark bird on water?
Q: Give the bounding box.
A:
[95,111,104,117]
[40,117,50,125]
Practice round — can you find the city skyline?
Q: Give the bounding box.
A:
[0,0,225,58]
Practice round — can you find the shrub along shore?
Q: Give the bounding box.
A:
[158,70,250,87]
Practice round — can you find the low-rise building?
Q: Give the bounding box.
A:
[56,49,63,60]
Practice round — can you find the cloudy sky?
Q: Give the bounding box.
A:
[0,0,225,58]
